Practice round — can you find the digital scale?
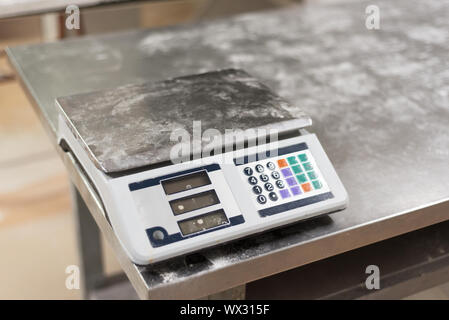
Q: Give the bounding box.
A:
[56,69,348,265]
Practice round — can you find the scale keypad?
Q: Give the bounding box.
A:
[240,149,330,210]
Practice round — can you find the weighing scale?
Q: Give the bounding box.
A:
[56,69,348,265]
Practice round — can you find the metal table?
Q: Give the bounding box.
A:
[6,0,449,299]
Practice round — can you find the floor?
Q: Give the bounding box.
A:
[0,1,448,300]
[0,53,122,299]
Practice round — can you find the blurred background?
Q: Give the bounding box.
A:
[0,0,448,299]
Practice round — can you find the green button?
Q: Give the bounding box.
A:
[291,165,302,174]
[287,156,298,165]
[303,162,313,171]
[312,180,322,189]
[298,153,308,162]
[307,171,317,180]
[296,174,307,184]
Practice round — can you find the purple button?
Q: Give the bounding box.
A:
[290,186,302,196]
[279,189,291,199]
[286,177,297,187]
[281,168,293,177]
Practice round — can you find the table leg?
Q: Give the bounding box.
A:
[70,184,105,299]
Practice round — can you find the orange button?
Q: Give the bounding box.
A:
[301,183,312,192]
[277,159,288,168]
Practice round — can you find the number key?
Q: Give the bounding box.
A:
[248,176,258,185]
[243,167,253,176]
[264,182,274,192]
[252,185,263,194]
[257,195,267,204]
[275,180,285,189]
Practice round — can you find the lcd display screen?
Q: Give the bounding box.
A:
[169,190,220,215]
[178,209,229,236]
[161,170,211,195]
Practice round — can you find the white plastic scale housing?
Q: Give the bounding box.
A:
[55,70,348,265]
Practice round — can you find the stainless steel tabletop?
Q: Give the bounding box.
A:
[6,0,449,299]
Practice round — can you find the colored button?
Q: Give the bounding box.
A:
[257,195,267,204]
[277,159,288,168]
[291,165,302,174]
[312,180,323,189]
[290,186,302,196]
[303,162,313,171]
[307,171,318,180]
[267,162,276,170]
[264,182,274,192]
[298,154,308,162]
[260,174,269,182]
[286,177,297,187]
[255,164,264,173]
[301,183,312,192]
[243,167,253,176]
[276,180,285,188]
[271,171,280,179]
[252,185,263,194]
[248,176,258,185]
[279,189,291,199]
[268,192,278,201]
[296,174,307,184]
[281,167,293,177]
[287,156,298,165]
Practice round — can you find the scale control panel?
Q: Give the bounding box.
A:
[237,145,331,217]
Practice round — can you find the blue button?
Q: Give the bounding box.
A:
[281,167,293,177]
[279,189,291,199]
[286,177,297,187]
[290,186,302,196]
